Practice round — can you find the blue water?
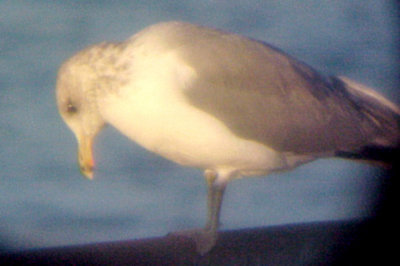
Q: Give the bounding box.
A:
[0,0,398,251]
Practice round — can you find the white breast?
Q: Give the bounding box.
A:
[99,51,289,178]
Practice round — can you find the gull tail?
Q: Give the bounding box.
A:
[334,77,400,166]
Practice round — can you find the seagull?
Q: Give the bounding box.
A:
[56,21,400,254]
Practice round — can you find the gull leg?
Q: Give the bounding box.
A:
[167,170,227,255]
[205,169,226,232]
[194,169,227,254]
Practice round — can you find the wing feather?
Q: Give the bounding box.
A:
[146,22,385,153]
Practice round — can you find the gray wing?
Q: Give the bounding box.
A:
[169,23,384,153]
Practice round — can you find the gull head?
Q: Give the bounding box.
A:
[56,52,106,179]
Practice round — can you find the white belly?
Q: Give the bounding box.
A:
[98,52,288,178]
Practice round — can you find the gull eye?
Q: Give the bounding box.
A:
[66,101,78,114]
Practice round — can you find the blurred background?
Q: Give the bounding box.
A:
[0,0,398,251]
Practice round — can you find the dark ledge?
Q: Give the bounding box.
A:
[0,218,393,266]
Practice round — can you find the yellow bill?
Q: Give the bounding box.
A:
[77,135,95,180]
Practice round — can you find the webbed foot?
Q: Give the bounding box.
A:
[168,228,217,255]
